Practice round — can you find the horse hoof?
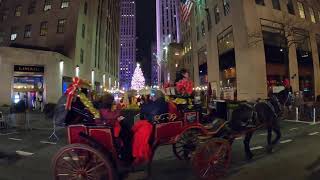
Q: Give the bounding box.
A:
[266,146,273,154]
[246,153,254,161]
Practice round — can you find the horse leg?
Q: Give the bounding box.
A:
[266,126,273,153]
[271,125,281,145]
[243,132,253,160]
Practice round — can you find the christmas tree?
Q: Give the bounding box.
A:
[131,63,145,91]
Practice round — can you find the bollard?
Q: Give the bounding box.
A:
[313,108,316,124]
[296,107,299,122]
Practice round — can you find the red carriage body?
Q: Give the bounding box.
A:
[53,110,210,180]
[52,77,233,180]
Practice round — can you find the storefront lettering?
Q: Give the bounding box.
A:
[14,65,44,73]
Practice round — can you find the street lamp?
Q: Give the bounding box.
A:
[75,65,80,77]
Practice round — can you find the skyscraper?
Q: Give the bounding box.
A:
[151,42,158,86]
[156,0,181,84]
[120,0,136,90]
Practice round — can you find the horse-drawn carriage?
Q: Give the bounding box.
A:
[52,78,283,180]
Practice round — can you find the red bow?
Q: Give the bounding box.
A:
[65,77,81,110]
[176,79,193,95]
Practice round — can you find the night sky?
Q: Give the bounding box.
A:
[136,0,156,85]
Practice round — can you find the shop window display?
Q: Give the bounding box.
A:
[261,20,289,95]
[218,27,236,100]
[294,29,314,101]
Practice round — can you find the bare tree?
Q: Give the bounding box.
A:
[248,13,310,49]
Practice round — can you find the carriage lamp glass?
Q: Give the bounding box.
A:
[75,65,80,77]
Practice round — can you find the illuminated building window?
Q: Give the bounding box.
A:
[297,2,305,19]
[40,21,48,36]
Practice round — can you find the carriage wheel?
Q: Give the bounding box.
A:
[192,138,231,180]
[52,143,117,180]
[173,129,201,161]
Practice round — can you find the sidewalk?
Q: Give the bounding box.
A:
[2,112,54,131]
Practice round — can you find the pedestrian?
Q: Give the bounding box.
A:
[38,92,43,112]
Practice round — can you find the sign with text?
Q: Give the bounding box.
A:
[14,65,44,73]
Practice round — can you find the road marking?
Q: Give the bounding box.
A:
[250,146,264,151]
[259,133,267,136]
[16,150,34,156]
[40,141,57,145]
[0,132,18,136]
[8,138,22,141]
[280,139,293,144]
[309,132,319,136]
[289,128,299,131]
[235,137,243,140]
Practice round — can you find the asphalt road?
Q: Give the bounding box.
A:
[0,121,320,180]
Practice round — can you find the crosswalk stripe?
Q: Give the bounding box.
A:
[0,132,18,136]
[259,133,267,136]
[289,128,298,131]
[235,137,243,140]
[309,132,319,136]
[250,146,264,151]
[16,150,34,156]
[8,138,22,141]
[280,139,293,144]
[40,141,57,145]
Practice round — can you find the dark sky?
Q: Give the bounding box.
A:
[136,0,156,85]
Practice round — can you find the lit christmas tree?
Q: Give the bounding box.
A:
[131,63,145,91]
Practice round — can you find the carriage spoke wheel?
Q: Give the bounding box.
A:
[173,129,201,161]
[192,138,231,180]
[53,144,116,180]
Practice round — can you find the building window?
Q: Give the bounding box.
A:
[61,0,69,8]
[309,7,316,23]
[205,8,212,31]
[223,0,231,16]
[316,35,320,65]
[82,24,85,38]
[201,21,205,37]
[28,1,36,15]
[297,2,305,19]
[0,31,5,43]
[40,21,48,36]
[84,2,88,15]
[287,0,295,15]
[214,5,220,24]
[217,27,237,100]
[57,19,66,33]
[80,49,84,64]
[10,27,18,41]
[0,9,8,22]
[255,0,265,6]
[24,24,32,38]
[14,5,22,17]
[44,0,52,11]
[272,0,281,10]
[294,29,314,100]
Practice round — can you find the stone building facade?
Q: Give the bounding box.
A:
[181,0,320,101]
[0,0,120,105]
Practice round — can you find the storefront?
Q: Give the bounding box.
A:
[0,47,74,105]
[218,27,237,100]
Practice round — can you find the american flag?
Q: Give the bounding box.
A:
[180,0,194,22]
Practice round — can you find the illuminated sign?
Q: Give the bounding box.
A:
[14,65,44,73]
